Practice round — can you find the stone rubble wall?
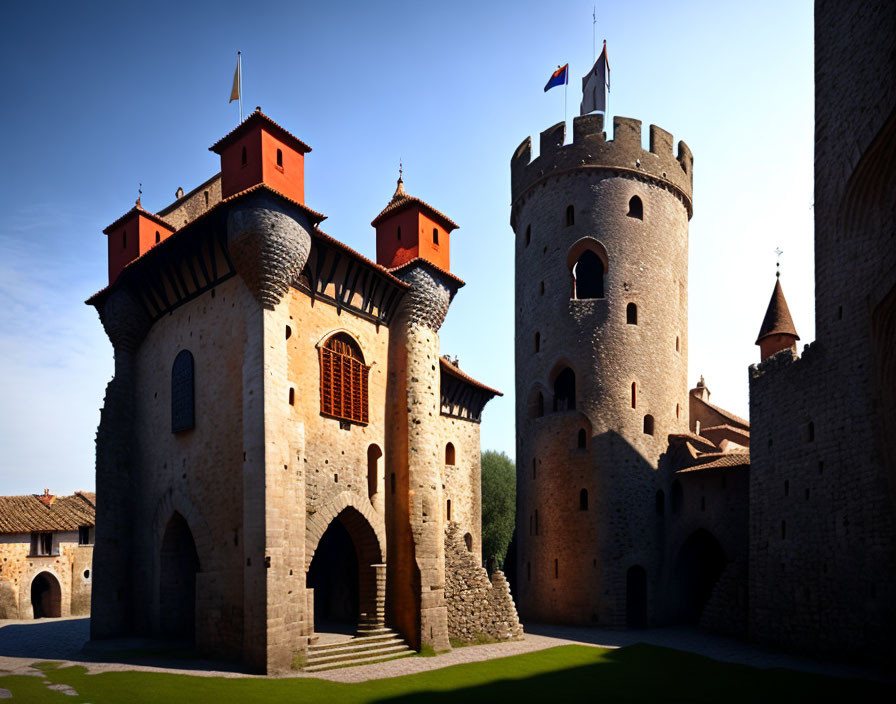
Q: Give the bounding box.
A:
[444,522,523,643]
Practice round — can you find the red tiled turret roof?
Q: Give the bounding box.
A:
[102,199,175,235]
[756,278,800,344]
[371,177,459,231]
[209,107,312,155]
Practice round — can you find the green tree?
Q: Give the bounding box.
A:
[481,450,516,567]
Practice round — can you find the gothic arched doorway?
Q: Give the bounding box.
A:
[159,512,199,642]
[307,506,383,635]
[626,565,647,628]
[31,572,61,618]
[671,528,728,624]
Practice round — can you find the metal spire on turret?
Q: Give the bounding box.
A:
[393,161,407,201]
[755,249,800,360]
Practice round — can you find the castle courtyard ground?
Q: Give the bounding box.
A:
[0,617,892,702]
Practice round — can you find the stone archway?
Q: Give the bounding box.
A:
[31,572,61,618]
[670,528,728,624]
[306,497,385,635]
[159,512,200,642]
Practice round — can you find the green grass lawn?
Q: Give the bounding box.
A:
[0,644,891,703]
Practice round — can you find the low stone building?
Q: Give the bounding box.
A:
[0,490,95,619]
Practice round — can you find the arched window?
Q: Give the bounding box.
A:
[397,226,402,241]
[579,488,588,510]
[319,333,370,424]
[655,490,665,515]
[572,250,605,299]
[276,148,283,167]
[577,428,586,449]
[529,388,545,419]
[631,382,637,409]
[534,332,541,353]
[171,350,195,432]
[367,444,382,499]
[553,367,576,412]
[627,195,643,220]
[525,225,531,246]
[241,146,247,165]
[433,228,439,245]
[464,533,473,552]
[671,480,683,513]
[565,204,575,226]
[155,230,161,244]
[626,303,638,325]
[643,414,655,435]
[445,442,456,465]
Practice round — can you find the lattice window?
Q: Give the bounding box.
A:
[319,334,369,424]
[171,349,195,433]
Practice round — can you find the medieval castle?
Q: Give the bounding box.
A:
[85,0,893,674]
[511,0,895,664]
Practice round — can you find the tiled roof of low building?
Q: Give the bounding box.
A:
[677,452,751,473]
[0,491,96,534]
[439,357,503,397]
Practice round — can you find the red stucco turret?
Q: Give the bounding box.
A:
[372,171,458,271]
[209,107,311,203]
[755,277,800,361]
[102,199,175,284]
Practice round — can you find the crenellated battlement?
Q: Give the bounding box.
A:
[511,114,693,217]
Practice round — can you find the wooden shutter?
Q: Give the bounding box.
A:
[319,336,370,425]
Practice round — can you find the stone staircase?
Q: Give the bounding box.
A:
[304,620,415,672]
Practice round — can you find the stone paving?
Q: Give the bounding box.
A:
[0,617,890,685]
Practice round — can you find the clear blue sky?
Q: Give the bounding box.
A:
[0,1,814,495]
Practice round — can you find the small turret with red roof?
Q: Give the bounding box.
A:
[755,276,800,361]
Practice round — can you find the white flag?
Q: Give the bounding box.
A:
[581,41,610,116]
[229,54,240,104]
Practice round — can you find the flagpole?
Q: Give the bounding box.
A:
[593,6,596,63]
[238,51,243,123]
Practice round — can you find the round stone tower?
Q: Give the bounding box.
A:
[510,113,693,626]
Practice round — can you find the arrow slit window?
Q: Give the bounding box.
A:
[319,333,369,424]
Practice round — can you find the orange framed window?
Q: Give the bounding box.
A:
[319,333,369,424]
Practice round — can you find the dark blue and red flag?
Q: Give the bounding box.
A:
[544,64,569,92]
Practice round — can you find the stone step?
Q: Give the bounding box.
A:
[308,635,405,655]
[355,627,393,637]
[304,647,415,672]
[306,643,414,668]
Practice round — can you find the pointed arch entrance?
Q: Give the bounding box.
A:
[31,572,61,618]
[306,504,385,635]
[159,511,199,642]
[671,528,728,624]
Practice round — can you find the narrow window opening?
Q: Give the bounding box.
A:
[433,228,439,245]
[676,336,680,353]
[527,561,531,581]
[367,445,382,499]
[700,496,706,511]
[837,305,843,320]
[532,458,536,479]
[390,472,396,494]
[285,325,292,339]
[565,204,575,226]
[805,488,810,500]
[171,349,195,433]
[397,226,402,241]
[535,509,539,535]
[445,442,456,465]
[534,332,541,353]
[626,303,638,325]
[204,190,209,207]
[155,230,161,243]
[464,532,473,552]
[631,382,637,409]
[784,480,789,496]
[676,403,680,420]
[577,429,586,449]
[288,387,295,406]
[276,148,283,167]
[627,195,643,220]
[241,145,247,165]
[643,414,655,436]
[807,421,815,442]
[553,367,576,412]
[554,558,559,578]
[540,280,545,296]
[525,225,531,246]
[122,230,127,249]
[655,490,665,516]
[579,489,588,511]
[446,499,452,521]
[781,520,787,539]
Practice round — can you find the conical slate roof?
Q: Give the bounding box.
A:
[755,278,800,344]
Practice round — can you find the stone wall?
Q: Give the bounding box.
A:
[444,522,522,643]
[748,0,896,660]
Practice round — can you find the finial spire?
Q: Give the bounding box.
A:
[136,182,142,207]
[393,160,407,199]
[775,247,783,278]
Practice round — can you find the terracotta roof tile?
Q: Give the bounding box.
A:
[756,278,800,344]
[371,181,459,231]
[209,108,311,154]
[439,357,503,397]
[102,201,175,235]
[677,452,750,473]
[388,257,466,288]
[0,492,96,534]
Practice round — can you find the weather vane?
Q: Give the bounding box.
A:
[775,247,783,278]
[137,182,142,206]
